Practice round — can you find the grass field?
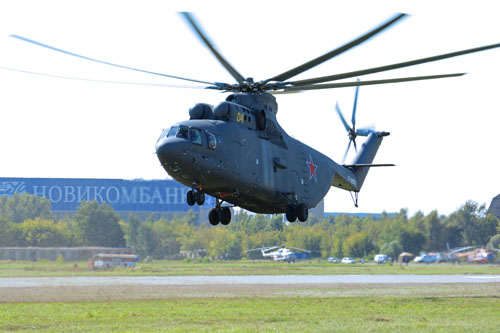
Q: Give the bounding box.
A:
[1,260,499,331]
[1,259,500,277]
[1,296,500,331]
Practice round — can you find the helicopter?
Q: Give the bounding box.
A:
[247,246,312,263]
[9,12,500,226]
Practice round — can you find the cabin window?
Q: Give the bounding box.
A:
[207,132,217,149]
[189,128,202,145]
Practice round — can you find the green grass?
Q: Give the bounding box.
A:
[1,259,500,277]
[1,297,500,332]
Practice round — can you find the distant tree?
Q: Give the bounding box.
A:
[73,201,125,247]
[0,214,17,246]
[342,232,374,258]
[380,240,402,259]
[441,223,462,249]
[135,222,158,258]
[399,228,426,255]
[487,234,500,250]
[17,218,72,247]
[447,201,498,246]
[208,228,242,259]
[424,211,444,251]
[0,193,53,223]
[267,215,284,232]
[124,214,142,248]
[241,214,269,235]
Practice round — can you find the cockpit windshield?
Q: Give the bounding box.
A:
[167,126,179,138]
[166,125,189,139]
[165,125,203,145]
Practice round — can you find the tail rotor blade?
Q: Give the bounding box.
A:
[351,80,360,128]
[342,139,352,164]
[335,102,351,133]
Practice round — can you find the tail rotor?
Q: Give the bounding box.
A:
[335,83,376,163]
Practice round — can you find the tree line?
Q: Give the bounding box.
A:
[1,193,499,260]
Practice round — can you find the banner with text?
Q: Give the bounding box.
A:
[0,178,214,212]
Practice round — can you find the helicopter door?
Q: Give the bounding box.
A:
[259,139,274,190]
[271,154,288,194]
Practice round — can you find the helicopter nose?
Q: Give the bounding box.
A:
[155,138,187,169]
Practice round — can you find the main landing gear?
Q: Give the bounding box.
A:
[208,198,231,226]
[285,203,308,223]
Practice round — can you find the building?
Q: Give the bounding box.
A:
[0,247,133,261]
[0,177,214,221]
[488,194,500,219]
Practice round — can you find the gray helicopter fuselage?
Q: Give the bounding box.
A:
[156,93,341,214]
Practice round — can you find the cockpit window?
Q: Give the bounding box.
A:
[207,132,217,149]
[189,128,202,145]
[167,126,179,138]
[157,128,168,143]
[177,126,188,139]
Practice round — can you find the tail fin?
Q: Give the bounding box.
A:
[349,131,390,190]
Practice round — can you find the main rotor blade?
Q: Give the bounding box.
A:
[180,12,246,84]
[10,34,216,86]
[289,43,500,86]
[265,13,407,83]
[283,73,465,92]
[0,66,206,89]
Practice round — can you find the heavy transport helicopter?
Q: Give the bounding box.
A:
[10,13,500,226]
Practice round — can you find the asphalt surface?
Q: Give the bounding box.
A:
[2,274,500,288]
[2,275,500,302]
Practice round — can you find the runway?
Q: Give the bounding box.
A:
[2,275,499,302]
[2,274,500,288]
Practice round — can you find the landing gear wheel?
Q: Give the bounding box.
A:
[285,205,297,222]
[220,207,231,225]
[186,190,195,206]
[296,203,308,222]
[195,191,205,205]
[209,208,220,225]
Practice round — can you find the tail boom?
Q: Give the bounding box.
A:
[331,132,390,192]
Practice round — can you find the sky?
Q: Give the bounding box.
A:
[0,0,499,216]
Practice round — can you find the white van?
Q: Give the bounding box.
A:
[374,254,388,264]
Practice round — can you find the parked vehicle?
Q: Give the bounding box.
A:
[341,257,356,264]
[374,254,389,264]
[414,253,437,263]
[328,257,340,263]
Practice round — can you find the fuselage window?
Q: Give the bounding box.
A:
[189,128,202,145]
[207,132,217,149]
[177,126,189,139]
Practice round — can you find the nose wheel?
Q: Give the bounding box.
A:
[208,198,232,226]
[187,188,205,206]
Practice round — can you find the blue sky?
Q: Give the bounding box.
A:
[0,0,499,216]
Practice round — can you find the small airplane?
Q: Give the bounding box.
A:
[247,245,311,263]
[9,13,500,227]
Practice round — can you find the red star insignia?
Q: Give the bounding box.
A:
[306,155,317,181]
